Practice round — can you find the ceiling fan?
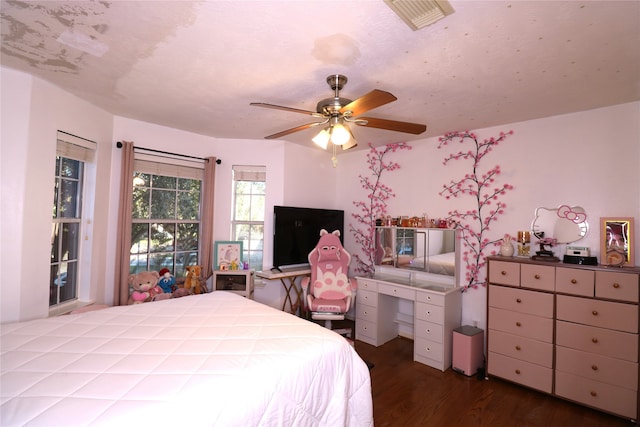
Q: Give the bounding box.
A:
[250,75,427,152]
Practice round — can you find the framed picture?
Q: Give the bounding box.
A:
[600,217,634,267]
[214,241,243,270]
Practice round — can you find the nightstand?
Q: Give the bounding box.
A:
[212,270,254,299]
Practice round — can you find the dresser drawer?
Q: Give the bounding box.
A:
[357,288,378,308]
[415,302,444,324]
[488,329,553,367]
[356,303,378,324]
[415,290,445,306]
[488,351,552,393]
[556,345,638,390]
[489,260,520,287]
[489,285,553,317]
[414,336,444,363]
[556,320,638,362]
[555,370,637,419]
[556,267,594,297]
[488,307,553,342]
[595,271,639,303]
[556,295,638,333]
[357,278,378,292]
[415,319,444,343]
[521,264,555,291]
[378,282,416,300]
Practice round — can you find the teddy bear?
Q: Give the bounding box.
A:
[158,268,176,294]
[184,265,203,294]
[128,271,164,305]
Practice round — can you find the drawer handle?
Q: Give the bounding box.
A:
[515,369,521,375]
[591,365,598,371]
[516,298,522,303]
[613,283,620,289]
[426,347,431,352]
[516,321,522,327]
[364,311,368,316]
[571,279,577,284]
[592,310,598,316]
[592,337,599,343]
[515,345,521,351]
[534,274,541,280]
[590,391,597,397]
[501,271,507,276]
[426,311,431,316]
[393,289,397,293]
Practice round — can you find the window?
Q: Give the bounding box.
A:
[130,157,204,278]
[232,166,266,270]
[50,132,95,307]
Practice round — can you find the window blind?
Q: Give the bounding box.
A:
[56,131,96,162]
[233,165,266,182]
[134,154,204,180]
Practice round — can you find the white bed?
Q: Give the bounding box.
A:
[1,292,372,426]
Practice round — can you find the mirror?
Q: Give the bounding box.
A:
[531,205,588,244]
[374,227,457,276]
[601,217,634,267]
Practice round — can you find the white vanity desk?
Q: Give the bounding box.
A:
[355,266,462,371]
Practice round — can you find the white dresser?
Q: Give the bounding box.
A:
[487,256,640,421]
[356,267,462,371]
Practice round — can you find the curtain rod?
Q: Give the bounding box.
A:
[116,141,221,164]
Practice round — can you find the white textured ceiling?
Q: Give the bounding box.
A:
[1,0,639,151]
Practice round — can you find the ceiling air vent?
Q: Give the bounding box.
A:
[384,0,455,30]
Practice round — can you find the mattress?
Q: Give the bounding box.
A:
[1,292,373,426]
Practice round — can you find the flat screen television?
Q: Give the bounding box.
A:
[272,205,344,270]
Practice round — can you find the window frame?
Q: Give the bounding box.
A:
[231,165,266,270]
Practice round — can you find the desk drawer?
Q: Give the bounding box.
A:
[357,278,378,292]
[488,329,553,367]
[415,302,444,324]
[556,320,638,362]
[556,345,638,390]
[378,282,416,300]
[415,319,444,343]
[488,351,552,393]
[489,285,553,317]
[555,370,637,419]
[415,290,445,306]
[488,307,553,342]
[557,295,638,333]
[595,271,639,303]
[556,267,594,297]
[356,303,378,324]
[489,260,520,287]
[414,337,444,363]
[355,319,377,344]
[357,289,378,308]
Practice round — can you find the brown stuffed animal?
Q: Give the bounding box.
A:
[128,271,163,304]
[184,265,203,294]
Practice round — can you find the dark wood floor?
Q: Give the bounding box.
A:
[353,337,634,427]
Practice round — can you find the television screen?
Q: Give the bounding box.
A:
[273,206,344,270]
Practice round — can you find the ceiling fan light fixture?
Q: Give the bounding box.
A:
[330,122,351,146]
[384,0,455,31]
[312,128,331,149]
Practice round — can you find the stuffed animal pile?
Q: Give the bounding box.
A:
[128,271,170,305]
[128,266,206,305]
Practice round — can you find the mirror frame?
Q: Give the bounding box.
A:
[600,217,634,267]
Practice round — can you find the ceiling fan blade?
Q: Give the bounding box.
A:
[264,122,323,139]
[339,89,397,116]
[250,102,320,116]
[357,117,427,135]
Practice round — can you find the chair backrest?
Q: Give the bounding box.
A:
[307,229,352,300]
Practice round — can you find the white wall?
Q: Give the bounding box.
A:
[337,102,640,331]
[1,67,114,323]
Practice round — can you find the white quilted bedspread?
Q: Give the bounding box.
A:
[1,293,373,426]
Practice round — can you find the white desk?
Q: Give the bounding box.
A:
[355,268,462,371]
[256,268,311,316]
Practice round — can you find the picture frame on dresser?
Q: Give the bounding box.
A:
[600,217,634,267]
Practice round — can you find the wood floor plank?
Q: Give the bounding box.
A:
[354,337,633,427]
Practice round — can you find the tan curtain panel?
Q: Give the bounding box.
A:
[114,141,135,305]
[199,157,217,285]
